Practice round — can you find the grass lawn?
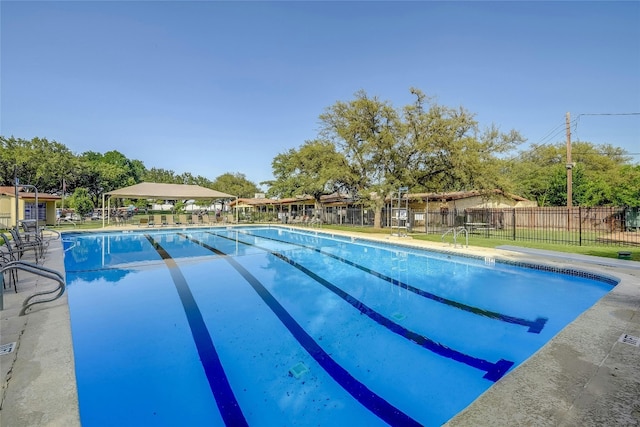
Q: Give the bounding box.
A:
[319,225,639,262]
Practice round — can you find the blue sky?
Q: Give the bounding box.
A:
[2,1,639,190]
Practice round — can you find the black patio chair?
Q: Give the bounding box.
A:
[9,228,42,264]
[1,232,20,291]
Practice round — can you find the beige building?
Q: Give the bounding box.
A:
[0,186,61,228]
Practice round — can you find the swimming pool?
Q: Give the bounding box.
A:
[62,226,616,426]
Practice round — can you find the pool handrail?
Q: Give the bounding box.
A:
[42,227,61,240]
[441,226,469,248]
[0,260,66,315]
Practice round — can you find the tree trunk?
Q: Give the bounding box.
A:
[373,209,382,229]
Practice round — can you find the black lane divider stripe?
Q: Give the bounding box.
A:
[178,234,422,427]
[144,235,248,427]
[236,229,547,334]
[200,232,513,382]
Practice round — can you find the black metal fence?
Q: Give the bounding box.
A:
[313,206,640,247]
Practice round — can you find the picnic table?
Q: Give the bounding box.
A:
[465,222,494,236]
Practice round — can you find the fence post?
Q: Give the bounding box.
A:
[512,208,516,240]
[579,206,582,246]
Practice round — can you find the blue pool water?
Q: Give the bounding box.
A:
[62,226,616,426]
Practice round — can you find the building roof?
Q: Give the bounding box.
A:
[396,189,531,203]
[229,190,531,207]
[229,195,315,207]
[0,186,61,201]
[105,182,235,200]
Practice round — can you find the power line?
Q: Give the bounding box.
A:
[535,112,638,147]
[571,151,639,156]
[573,112,639,154]
[534,116,583,147]
[500,113,638,168]
[535,121,567,145]
[504,112,639,162]
[577,113,640,117]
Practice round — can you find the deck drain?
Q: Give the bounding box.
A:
[391,312,406,321]
[0,342,16,356]
[289,362,309,379]
[618,334,640,347]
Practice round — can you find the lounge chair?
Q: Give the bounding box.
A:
[138,217,149,227]
[160,215,168,227]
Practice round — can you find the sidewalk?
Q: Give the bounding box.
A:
[0,236,80,426]
[497,245,640,270]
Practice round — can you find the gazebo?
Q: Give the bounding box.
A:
[102,182,236,226]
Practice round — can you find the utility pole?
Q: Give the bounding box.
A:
[566,112,573,232]
[566,112,572,208]
[14,166,19,228]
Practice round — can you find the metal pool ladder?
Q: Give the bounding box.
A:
[441,226,469,248]
[0,260,66,315]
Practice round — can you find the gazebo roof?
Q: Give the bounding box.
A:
[105,182,235,199]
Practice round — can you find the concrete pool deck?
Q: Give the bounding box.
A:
[1,226,639,426]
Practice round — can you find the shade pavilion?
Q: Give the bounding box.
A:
[102,182,236,227]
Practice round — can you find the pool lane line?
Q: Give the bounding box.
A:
[228,229,547,334]
[175,234,422,427]
[191,232,513,383]
[144,235,248,427]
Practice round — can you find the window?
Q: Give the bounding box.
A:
[24,202,46,221]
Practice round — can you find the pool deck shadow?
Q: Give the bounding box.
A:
[1,226,639,426]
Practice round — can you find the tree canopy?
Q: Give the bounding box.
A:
[267,139,351,202]
[211,172,259,198]
[266,89,637,212]
[0,136,259,207]
[507,141,634,206]
[264,89,530,226]
[2,88,637,213]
